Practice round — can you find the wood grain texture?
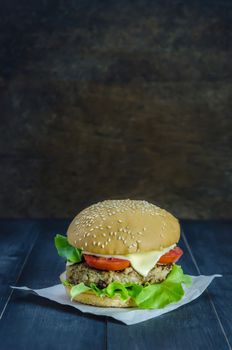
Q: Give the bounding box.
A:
[0,220,38,318]
[0,1,232,219]
[0,220,106,350]
[0,220,231,349]
[181,220,232,348]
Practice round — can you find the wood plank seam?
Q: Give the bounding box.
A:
[0,225,39,320]
[106,317,108,350]
[182,231,231,350]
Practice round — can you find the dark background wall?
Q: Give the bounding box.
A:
[1,0,232,219]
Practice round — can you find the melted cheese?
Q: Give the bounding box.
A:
[84,244,176,277]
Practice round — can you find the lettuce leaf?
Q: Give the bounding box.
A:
[134,280,184,309]
[104,282,134,301]
[62,279,73,287]
[54,234,82,263]
[66,265,191,309]
[70,283,91,300]
[134,265,192,309]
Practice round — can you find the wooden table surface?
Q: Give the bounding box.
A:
[0,219,231,350]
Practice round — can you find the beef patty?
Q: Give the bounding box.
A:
[66,262,173,288]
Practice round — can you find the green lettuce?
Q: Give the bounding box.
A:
[70,283,91,301]
[54,234,82,263]
[62,280,72,287]
[64,265,192,309]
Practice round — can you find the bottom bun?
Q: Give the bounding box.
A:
[64,285,135,308]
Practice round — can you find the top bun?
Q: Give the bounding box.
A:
[67,199,180,255]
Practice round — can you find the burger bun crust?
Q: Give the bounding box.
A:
[67,199,180,255]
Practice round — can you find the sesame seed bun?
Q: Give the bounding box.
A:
[64,284,135,308]
[67,199,180,255]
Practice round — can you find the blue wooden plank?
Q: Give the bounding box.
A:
[1,220,230,350]
[107,232,230,350]
[181,220,232,348]
[0,220,106,350]
[0,219,38,318]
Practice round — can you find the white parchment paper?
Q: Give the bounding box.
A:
[11,274,221,325]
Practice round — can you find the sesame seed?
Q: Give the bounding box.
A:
[107,225,112,229]
[93,234,96,238]
[90,228,94,231]
[93,241,96,246]
[101,244,105,248]
[85,242,88,247]
[102,233,106,237]
[119,228,123,232]
[118,219,122,223]
[143,227,146,231]
[97,242,101,246]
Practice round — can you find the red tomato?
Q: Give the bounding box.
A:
[158,247,183,264]
[84,246,183,271]
[84,254,131,271]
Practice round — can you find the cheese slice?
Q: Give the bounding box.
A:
[84,244,176,277]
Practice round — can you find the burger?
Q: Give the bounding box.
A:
[55,199,191,308]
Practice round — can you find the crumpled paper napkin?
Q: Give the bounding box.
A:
[11,274,221,325]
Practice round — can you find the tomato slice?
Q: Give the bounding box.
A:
[158,247,183,264]
[84,254,131,271]
[84,246,183,271]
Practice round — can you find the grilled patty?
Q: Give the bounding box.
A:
[66,262,173,288]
